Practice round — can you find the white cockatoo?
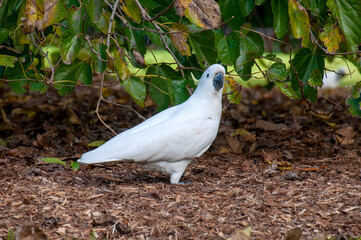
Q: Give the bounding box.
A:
[78,64,225,184]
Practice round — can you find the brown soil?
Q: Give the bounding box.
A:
[0,85,360,240]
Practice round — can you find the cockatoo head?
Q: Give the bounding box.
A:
[193,64,225,95]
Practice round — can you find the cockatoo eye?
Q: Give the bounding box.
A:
[207,74,209,77]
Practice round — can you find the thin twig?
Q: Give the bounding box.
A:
[84,36,112,62]
[310,29,361,55]
[133,0,185,78]
[96,0,120,136]
[30,33,55,83]
[102,98,146,121]
[148,0,176,22]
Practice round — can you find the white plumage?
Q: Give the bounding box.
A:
[78,64,225,184]
[322,67,347,89]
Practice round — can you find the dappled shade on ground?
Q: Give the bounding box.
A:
[0,85,361,239]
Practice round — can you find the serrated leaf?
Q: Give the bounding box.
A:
[217,32,241,65]
[123,0,142,23]
[60,30,84,65]
[125,26,146,55]
[120,77,146,107]
[290,48,324,102]
[168,78,189,106]
[346,95,361,117]
[169,23,191,56]
[235,32,264,80]
[174,0,192,16]
[218,0,244,30]
[189,30,216,67]
[288,0,310,47]
[114,51,130,80]
[42,157,67,165]
[184,0,221,29]
[272,0,289,39]
[267,63,288,82]
[350,81,361,98]
[88,140,106,147]
[0,55,17,67]
[309,68,323,87]
[54,60,92,95]
[224,76,242,104]
[68,6,87,34]
[240,0,255,16]
[275,81,297,99]
[146,65,175,111]
[327,0,361,48]
[29,81,47,92]
[90,42,107,73]
[320,24,344,53]
[87,0,102,23]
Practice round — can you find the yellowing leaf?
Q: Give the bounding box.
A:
[175,0,192,16]
[288,0,310,47]
[114,51,130,81]
[320,23,344,53]
[224,76,242,104]
[22,0,66,33]
[184,0,221,29]
[169,23,191,56]
[123,0,141,23]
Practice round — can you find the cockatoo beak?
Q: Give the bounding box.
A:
[213,72,224,91]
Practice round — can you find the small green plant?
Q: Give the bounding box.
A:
[6,229,15,240]
[41,157,79,171]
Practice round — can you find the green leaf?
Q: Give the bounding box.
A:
[77,62,92,85]
[327,0,361,48]
[189,30,216,67]
[275,81,297,99]
[125,26,147,55]
[146,64,186,111]
[54,60,92,95]
[240,0,255,16]
[70,161,79,170]
[90,42,107,73]
[87,0,103,23]
[41,157,67,165]
[288,0,310,47]
[235,32,264,80]
[217,32,241,65]
[271,0,289,39]
[88,140,106,147]
[120,77,146,107]
[0,55,17,67]
[267,63,289,82]
[346,95,361,117]
[308,68,323,87]
[168,78,189,106]
[68,6,88,35]
[29,81,47,92]
[124,0,142,23]
[290,48,324,102]
[60,30,84,64]
[218,0,244,30]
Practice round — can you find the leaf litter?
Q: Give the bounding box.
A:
[0,85,361,239]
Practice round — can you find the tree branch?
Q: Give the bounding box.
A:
[30,33,54,83]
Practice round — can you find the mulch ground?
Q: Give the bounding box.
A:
[0,84,360,240]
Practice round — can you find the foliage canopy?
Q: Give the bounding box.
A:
[0,0,361,116]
